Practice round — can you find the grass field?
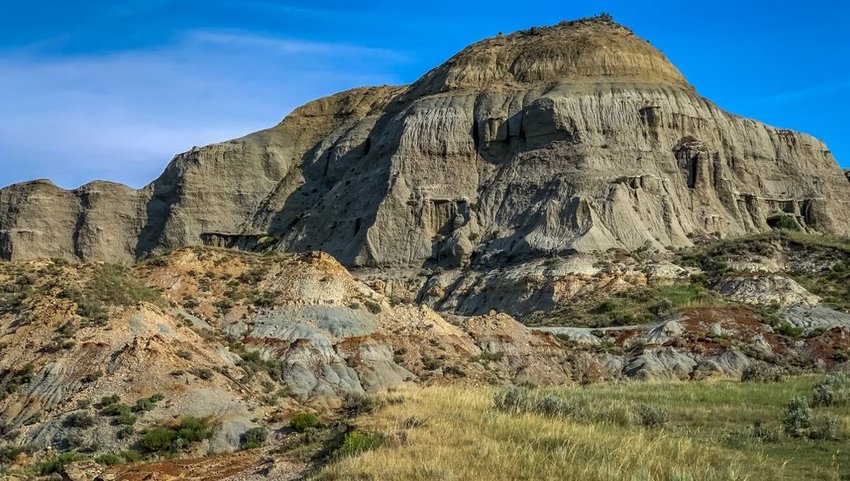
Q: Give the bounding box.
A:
[317,377,849,481]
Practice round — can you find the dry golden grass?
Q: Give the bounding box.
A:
[317,383,793,481]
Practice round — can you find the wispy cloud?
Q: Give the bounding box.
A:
[187,30,407,60]
[0,29,405,189]
[757,80,850,103]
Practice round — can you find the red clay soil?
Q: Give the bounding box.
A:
[806,327,850,368]
[105,451,262,481]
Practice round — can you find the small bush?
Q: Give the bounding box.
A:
[97,394,121,407]
[114,412,138,426]
[38,451,82,475]
[240,426,268,450]
[100,402,131,417]
[65,412,95,429]
[364,299,382,314]
[809,415,846,441]
[95,453,123,466]
[783,396,812,437]
[139,427,177,453]
[190,367,214,380]
[741,364,785,383]
[336,431,382,458]
[81,370,103,383]
[812,373,850,407]
[637,404,668,428]
[121,449,141,462]
[774,323,805,338]
[117,425,135,439]
[138,416,212,454]
[132,394,164,413]
[290,412,320,432]
[176,350,193,360]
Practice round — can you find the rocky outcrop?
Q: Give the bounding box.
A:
[0,247,580,454]
[1,16,848,267]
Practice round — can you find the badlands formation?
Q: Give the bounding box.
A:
[1,17,848,268]
[1,15,850,479]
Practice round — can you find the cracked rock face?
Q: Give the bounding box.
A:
[2,18,849,266]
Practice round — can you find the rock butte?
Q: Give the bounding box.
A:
[1,17,849,268]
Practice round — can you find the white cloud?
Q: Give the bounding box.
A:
[0,30,405,189]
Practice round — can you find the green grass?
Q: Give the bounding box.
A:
[529,281,723,328]
[63,263,166,323]
[317,377,850,481]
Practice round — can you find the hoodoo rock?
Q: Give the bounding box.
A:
[2,16,849,267]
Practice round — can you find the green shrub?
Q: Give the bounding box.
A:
[38,451,82,475]
[637,404,668,428]
[100,402,131,417]
[783,396,812,437]
[97,394,121,407]
[774,323,805,338]
[769,214,801,232]
[240,426,268,449]
[290,412,320,432]
[3,363,34,393]
[121,449,141,462]
[65,412,95,429]
[176,350,193,360]
[812,373,850,407]
[94,453,123,466]
[138,416,212,454]
[132,394,164,413]
[139,427,178,453]
[114,412,138,426]
[336,431,382,458]
[81,370,103,383]
[808,415,846,441]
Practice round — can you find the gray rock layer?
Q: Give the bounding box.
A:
[2,18,849,265]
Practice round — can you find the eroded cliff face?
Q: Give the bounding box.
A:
[1,17,848,267]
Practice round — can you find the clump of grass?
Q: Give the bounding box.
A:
[290,412,320,432]
[94,453,123,466]
[335,431,382,458]
[493,387,585,419]
[636,403,667,428]
[64,264,165,323]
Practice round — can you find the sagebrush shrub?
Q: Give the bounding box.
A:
[809,415,846,441]
[637,404,667,428]
[812,373,850,407]
[783,396,812,437]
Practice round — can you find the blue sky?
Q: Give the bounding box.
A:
[1,0,848,189]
